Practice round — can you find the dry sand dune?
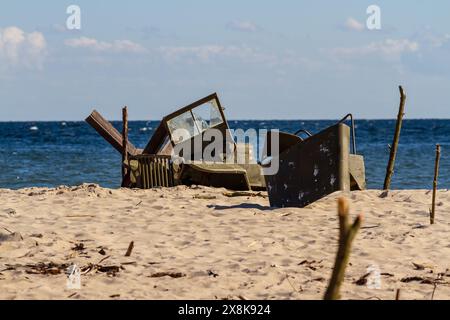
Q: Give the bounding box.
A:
[1,184,449,300]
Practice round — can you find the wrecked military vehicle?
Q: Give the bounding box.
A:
[86,93,366,208]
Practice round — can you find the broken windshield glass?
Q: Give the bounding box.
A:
[167,98,224,145]
[192,100,223,132]
[167,110,200,144]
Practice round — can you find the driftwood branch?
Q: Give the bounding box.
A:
[430,144,441,224]
[324,197,362,300]
[122,106,128,187]
[383,86,406,190]
[222,191,268,198]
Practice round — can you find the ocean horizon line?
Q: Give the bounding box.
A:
[2,117,450,123]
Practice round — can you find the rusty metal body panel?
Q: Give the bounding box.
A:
[179,162,251,190]
[349,154,366,190]
[264,123,360,208]
[86,110,140,156]
[128,155,175,188]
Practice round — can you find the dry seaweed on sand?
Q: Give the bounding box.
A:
[150,272,186,278]
[2,261,125,277]
[222,191,268,198]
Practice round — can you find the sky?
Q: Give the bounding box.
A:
[1,1,450,120]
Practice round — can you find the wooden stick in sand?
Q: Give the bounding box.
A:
[395,288,401,300]
[383,86,406,190]
[324,198,362,300]
[121,106,129,187]
[125,241,134,257]
[430,144,441,224]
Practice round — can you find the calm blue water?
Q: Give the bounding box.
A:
[0,120,448,190]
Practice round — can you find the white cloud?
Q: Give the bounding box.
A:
[343,18,365,32]
[27,32,46,51]
[227,20,260,32]
[65,37,146,53]
[401,30,450,75]
[157,44,275,64]
[0,26,47,68]
[110,40,146,53]
[331,39,419,60]
[63,36,319,71]
[410,28,450,48]
[156,44,322,71]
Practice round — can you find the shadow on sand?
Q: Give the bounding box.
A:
[207,203,275,211]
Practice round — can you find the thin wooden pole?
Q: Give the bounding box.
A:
[125,241,134,257]
[383,86,406,190]
[395,288,401,300]
[324,198,362,300]
[430,144,441,224]
[122,106,129,184]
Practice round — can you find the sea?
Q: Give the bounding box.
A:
[0,119,448,190]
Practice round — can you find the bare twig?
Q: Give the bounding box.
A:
[97,255,111,265]
[65,215,95,218]
[431,283,437,300]
[193,194,217,200]
[121,106,129,187]
[383,86,406,190]
[285,274,302,293]
[324,198,362,300]
[430,144,441,224]
[431,273,443,300]
[361,225,380,229]
[125,241,134,257]
[223,191,268,198]
[1,226,14,234]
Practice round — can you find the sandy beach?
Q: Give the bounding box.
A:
[0,184,449,300]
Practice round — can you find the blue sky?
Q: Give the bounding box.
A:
[1,1,450,120]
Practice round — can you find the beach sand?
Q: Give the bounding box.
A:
[0,184,449,300]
